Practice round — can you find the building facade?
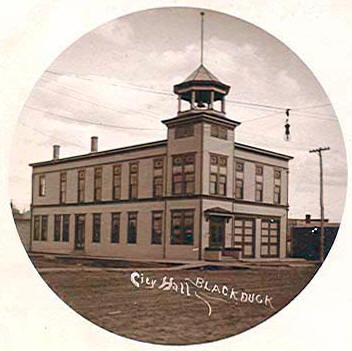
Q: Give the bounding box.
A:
[30,65,292,260]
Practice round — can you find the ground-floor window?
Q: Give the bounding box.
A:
[171,210,194,245]
[33,215,47,241]
[75,214,85,249]
[151,211,163,245]
[127,212,138,244]
[54,214,70,242]
[92,213,101,243]
[33,215,40,241]
[261,219,280,257]
[111,212,120,243]
[233,218,255,258]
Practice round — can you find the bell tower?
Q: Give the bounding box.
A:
[174,63,230,117]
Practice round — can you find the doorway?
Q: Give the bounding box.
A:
[209,216,226,248]
[75,214,85,250]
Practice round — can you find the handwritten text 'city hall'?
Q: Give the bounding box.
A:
[130,272,274,317]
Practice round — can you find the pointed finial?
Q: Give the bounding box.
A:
[200,12,205,66]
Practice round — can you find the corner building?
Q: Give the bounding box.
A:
[30,65,292,260]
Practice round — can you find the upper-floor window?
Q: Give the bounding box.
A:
[171,210,194,245]
[151,211,163,245]
[92,213,101,243]
[94,167,102,202]
[127,212,137,244]
[39,175,46,196]
[175,124,194,139]
[255,165,263,202]
[129,162,138,199]
[274,169,281,204]
[211,124,227,140]
[235,161,244,199]
[111,212,120,243]
[60,172,67,203]
[209,154,227,196]
[172,153,195,195]
[112,164,121,200]
[153,158,164,198]
[78,169,85,203]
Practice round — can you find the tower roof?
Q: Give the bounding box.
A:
[183,64,220,83]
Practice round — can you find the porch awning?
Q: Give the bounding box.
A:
[204,207,233,218]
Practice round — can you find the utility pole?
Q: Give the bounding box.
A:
[309,147,330,262]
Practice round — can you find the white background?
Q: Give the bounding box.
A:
[0,1,351,350]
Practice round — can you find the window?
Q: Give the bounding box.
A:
[210,124,227,140]
[235,161,244,199]
[78,170,85,203]
[60,172,67,203]
[92,214,101,243]
[94,167,102,201]
[39,175,46,196]
[33,215,40,240]
[54,215,61,241]
[112,164,121,200]
[129,162,138,199]
[274,169,281,204]
[209,154,227,196]
[171,210,194,245]
[153,158,164,197]
[111,213,120,243]
[172,153,195,195]
[62,215,70,242]
[54,214,70,242]
[41,215,48,241]
[255,165,263,202]
[175,124,194,139]
[33,215,47,241]
[127,212,137,244]
[151,211,163,245]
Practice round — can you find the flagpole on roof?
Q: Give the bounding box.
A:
[200,11,205,66]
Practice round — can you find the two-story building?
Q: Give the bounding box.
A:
[29,64,292,261]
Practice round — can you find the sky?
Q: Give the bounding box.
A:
[10,7,347,222]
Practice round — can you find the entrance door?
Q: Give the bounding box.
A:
[234,218,255,258]
[261,219,280,258]
[209,216,225,248]
[75,214,85,250]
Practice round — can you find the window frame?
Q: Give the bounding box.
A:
[151,211,163,245]
[255,165,263,202]
[111,212,120,243]
[41,215,48,241]
[39,175,46,197]
[210,124,228,140]
[112,164,122,200]
[172,153,196,196]
[153,158,164,198]
[129,162,139,199]
[60,172,67,204]
[94,167,103,202]
[209,153,227,196]
[92,213,101,243]
[273,169,281,204]
[175,124,194,139]
[127,212,138,244]
[170,209,194,245]
[77,169,85,203]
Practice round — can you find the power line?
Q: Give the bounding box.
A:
[25,105,165,132]
[43,69,337,121]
